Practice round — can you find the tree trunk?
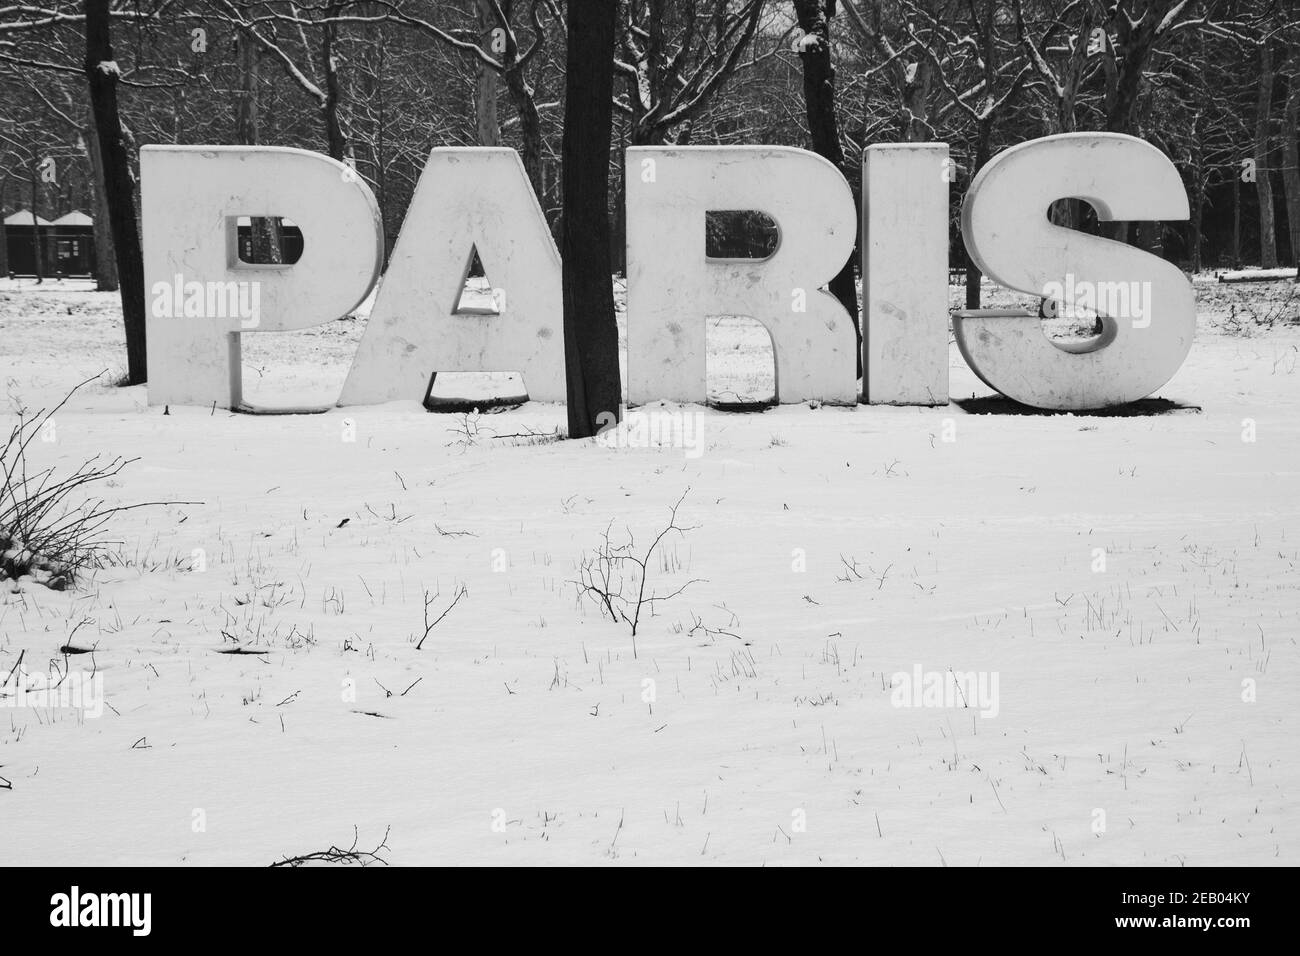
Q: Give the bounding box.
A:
[0,177,8,277]
[792,0,860,377]
[236,32,283,264]
[900,59,932,142]
[1047,20,1088,233]
[1104,11,1156,137]
[612,118,628,274]
[1189,180,1204,273]
[1137,219,1162,258]
[965,120,992,309]
[321,10,347,161]
[83,122,118,290]
[1189,131,1205,274]
[29,173,44,282]
[475,0,502,147]
[1256,40,1278,269]
[357,21,391,264]
[1102,12,1159,245]
[85,0,146,383]
[1106,54,1145,136]
[505,66,544,200]
[1232,170,1242,268]
[1282,61,1300,268]
[561,0,622,439]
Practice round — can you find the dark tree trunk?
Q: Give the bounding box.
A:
[505,66,545,200]
[1102,8,1160,246]
[1106,54,1145,136]
[613,118,628,274]
[357,22,392,264]
[29,174,44,282]
[629,123,668,148]
[1256,40,1278,269]
[785,0,857,382]
[1232,171,1242,268]
[900,59,933,142]
[236,32,283,264]
[0,177,8,277]
[1189,183,1203,274]
[1189,134,1205,274]
[965,120,992,309]
[793,0,860,376]
[1046,21,1087,234]
[1137,219,1162,258]
[474,0,502,147]
[1282,61,1300,268]
[84,122,118,290]
[488,2,547,203]
[85,0,146,383]
[1103,7,1159,138]
[561,0,622,439]
[322,10,347,161]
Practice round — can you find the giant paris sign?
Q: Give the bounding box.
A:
[141,133,1194,413]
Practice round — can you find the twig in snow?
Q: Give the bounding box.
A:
[416,585,468,650]
[271,826,391,867]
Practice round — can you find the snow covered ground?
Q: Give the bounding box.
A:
[0,274,1297,865]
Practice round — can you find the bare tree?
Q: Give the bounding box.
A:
[1255,35,1278,267]
[473,0,502,147]
[206,0,352,159]
[895,0,1032,307]
[1014,0,1098,228]
[1283,39,1300,268]
[81,120,117,288]
[792,0,860,373]
[234,29,284,262]
[562,0,621,440]
[85,0,145,381]
[844,0,943,143]
[616,0,769,146]
[357,0,561,199]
